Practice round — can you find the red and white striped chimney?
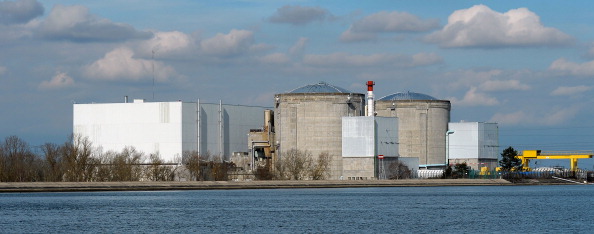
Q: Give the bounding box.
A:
[367,81,375,116]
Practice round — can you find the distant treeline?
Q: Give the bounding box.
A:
[0,135,233,182]
[0,135,417,182]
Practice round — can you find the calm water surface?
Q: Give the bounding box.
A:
[1,185,593,233]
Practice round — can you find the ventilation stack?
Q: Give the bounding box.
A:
[366,81,375,116]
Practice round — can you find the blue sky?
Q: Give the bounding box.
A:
[2,0,594,168]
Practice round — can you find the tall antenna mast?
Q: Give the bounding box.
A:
[152,50,155,101]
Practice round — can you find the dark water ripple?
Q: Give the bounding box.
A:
[1,185,593,233]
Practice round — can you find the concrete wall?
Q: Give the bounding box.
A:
[376,100,450,166]
[275,93,365,179]
[342,157,375,179]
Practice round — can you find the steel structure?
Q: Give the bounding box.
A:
[519,150,593,172]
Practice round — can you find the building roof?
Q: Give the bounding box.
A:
[378,91,438,101]
[287,81,352,94]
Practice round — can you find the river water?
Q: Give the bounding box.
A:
[1,185,593,233]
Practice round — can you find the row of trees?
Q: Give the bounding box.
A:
[12,135,533,182]
[0,135,235,182]
[254,149,331,180]
[442,162,471,179]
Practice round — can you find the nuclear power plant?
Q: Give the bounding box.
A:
[73,81,499,180]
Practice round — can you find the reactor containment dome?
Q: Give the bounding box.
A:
[274,82,365,179]
[375,91,451,168]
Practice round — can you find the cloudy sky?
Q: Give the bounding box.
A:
[2,0,594,166]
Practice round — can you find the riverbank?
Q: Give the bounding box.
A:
[0,179,519,192]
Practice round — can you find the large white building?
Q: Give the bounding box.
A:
[73,99,268,162]
[447,122,499,170]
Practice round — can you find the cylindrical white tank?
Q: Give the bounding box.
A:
[274,82,365,179]
[375,92,451,167]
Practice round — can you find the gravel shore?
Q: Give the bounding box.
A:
[0,179,513,193]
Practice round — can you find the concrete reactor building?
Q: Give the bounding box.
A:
[73,99,268,162]
[375,92,451,168]
[274,82,365,179]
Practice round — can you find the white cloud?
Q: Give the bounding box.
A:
[479,80,530,92]
[200,29,265,57]
[38,72,74,90]
[451,86,499,106]
[490,106,581,126]
[551,85,592,96]
[84,47,175,81]
[0,66,6,75]
[341,11,439,42]
[425,5,572,48]
[411,53,443,66]
[139,31,194,57]
[585,42,594,59]
[549,58,594,76]
[258,53,290,65]
[38,4,152,42]
[268,5,331,25]
[0,0,43,25]
[289,37,308,56]
[542,106,580,125]
[489,111,527,125]
[303,52,442,67]
[444,69,503,87]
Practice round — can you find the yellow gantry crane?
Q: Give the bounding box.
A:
[519,150,593,171]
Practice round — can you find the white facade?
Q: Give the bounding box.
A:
[341,116,398,179]
[447,122,499,161]
[342,116,398,157]
[73,99,268,162]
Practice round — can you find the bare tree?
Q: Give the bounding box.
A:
[62,134,95,182]
[310,152,331,180]
[111,147,144,181]
[279,149,313,180]
[41,143,63,182]
[0,136,39,182]
[183,150,204,181]
[146,153,173,181]
[94,151,113,181]
[388,161,412,180]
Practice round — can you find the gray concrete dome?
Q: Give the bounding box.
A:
[287,81,352,94]
[379,92,438,101]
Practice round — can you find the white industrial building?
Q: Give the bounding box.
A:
[341,116,399,179]
[73,99,268,162]
[447,122,499,170]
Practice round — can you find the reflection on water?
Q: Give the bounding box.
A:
[1,185,593,233]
